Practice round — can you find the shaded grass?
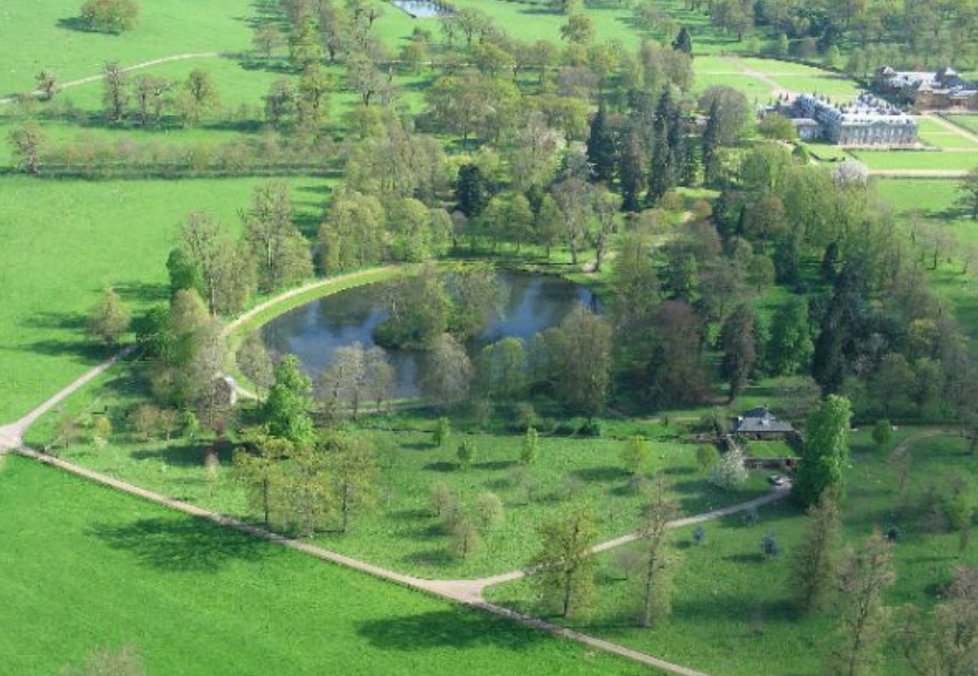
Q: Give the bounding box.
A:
[0,454,640,675]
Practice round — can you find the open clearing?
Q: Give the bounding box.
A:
[0,454,636,674]
[0,0,253,95]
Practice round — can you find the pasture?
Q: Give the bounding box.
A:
[0,454,637,675]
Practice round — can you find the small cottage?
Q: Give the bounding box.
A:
[731,406,795,438]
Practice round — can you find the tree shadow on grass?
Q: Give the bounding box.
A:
[570,466,630,482]
[114,281,169,305]
[357,608,549,652]
[89,516,267,572]
[400,548,454,569]
[423,461,456,472]
[131,441,232,467]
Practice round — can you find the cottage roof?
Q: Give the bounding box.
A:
[732,407,795,434]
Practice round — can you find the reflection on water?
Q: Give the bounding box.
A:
[259,270,597,397]
[391,0,453,17]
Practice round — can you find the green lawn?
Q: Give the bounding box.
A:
[0,454,637,675]
[918,131,978,150]
[940,113,978,136]
[486,431,978,675]
[0,176,328,422]
[850,149,978,171]
[23,363,772,578]
[0,0,254,95]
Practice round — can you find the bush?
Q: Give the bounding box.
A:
[475,492,504,532]
[90,414,113,447]
[433,417,451,448]
[696,444,719,471]
[761,533,780,559]
[514,401,539,431]
[521,426,539,465]
[457,440,476,471]
[692,524,705,545]
[872,419,892,450]
[428,481,457,517]
[130,404,162,441]
[78,0,139,33]
[709,447,748,490]
[578,419,603,437]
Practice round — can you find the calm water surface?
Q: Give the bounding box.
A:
[259,270,597,396]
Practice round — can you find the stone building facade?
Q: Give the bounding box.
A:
[769,93,918,146]
[875,66,978,111]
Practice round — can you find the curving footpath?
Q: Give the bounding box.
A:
[0,52,221,105]
[13,444,786,675]
[1,267,794,675]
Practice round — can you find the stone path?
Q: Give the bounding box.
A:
[0,53,221,104]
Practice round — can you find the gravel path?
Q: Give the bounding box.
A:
[0,345,134,453]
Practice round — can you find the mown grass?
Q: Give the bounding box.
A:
[486,431,978,676]
[940,113,978,136]
[850,149,978,171]
[22,360,772,578]
[0,454,639,675]
[0,0,254,95]
[0,175,328,422]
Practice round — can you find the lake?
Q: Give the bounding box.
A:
[258,270,598,397]
[391,0,453,18]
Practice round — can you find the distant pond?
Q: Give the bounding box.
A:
[390,0,453,18]
[258,270,598,397]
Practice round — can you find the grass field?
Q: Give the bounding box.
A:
[0,0,254,95]
[693,56,865,102]
[21,361,771,578]
[0,454,638,675]
[487,431,978,675]
[0,176,328,422]
[940,114,978,136]
[850,149,978,171]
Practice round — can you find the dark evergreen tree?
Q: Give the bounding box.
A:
[619,131,647,212]
[672,26,693,55]
[702,98,721,186]
[455,164,490,218]
[647,124,674,204]
[720,303,757,402]
[586,106,617,184]
[820,241,839,282]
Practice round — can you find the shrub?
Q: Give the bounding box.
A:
[450,515,482,559]
[621,436,651,476]
[742,506,759,527]
[872,419,892,450]
[578,419,603,437]
[428,481,456,517]
[130,404,162,441]
[457,440,476,471]
[79,0,139,33]
[709,447,748,490]
[433,417,451,448]
[521,426,539,465]
[692,524,705,545]
[761,533,780,559]
[90,414,113,447]
[475,492,504,532]
[696,444,719,471]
